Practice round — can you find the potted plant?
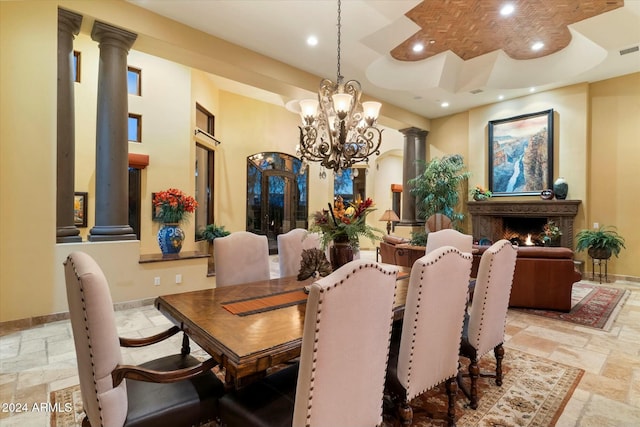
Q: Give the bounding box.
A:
[310,196,382,269]
[470,185,492,201]
[540,220,562,247]
[575,225,625,260]
[407,154,470,244]
[199,224,231,275]
[153,188,198,255]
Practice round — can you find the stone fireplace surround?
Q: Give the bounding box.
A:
[468,200,581,249]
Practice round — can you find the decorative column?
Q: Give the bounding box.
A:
[56,8,82,243]
[399,127,428,224]
[89,22,137,241]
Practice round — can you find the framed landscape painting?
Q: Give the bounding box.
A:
[488,109,553,196]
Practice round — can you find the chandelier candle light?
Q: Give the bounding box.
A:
[296,0,383,173]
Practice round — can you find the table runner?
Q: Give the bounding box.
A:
[222,289,308,316]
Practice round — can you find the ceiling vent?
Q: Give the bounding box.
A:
[469,89,484,94]
[620,46,639,56]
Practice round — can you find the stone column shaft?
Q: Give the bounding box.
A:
[56,8,82,243]
[89,22,137,241]
[399,127,428,224]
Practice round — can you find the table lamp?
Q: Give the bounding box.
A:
[379,209,400,235]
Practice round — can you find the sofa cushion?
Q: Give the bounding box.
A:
[383,234,409,245]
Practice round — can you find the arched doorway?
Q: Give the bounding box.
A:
[247,152,308,253]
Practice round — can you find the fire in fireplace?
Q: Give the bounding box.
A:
[502,217,548,246]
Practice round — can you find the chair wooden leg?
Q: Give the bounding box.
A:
[445,376,457,427]
[181,332,190,355]
[468,356,480,410]
[398,398,413,427]
[494,344,504,386]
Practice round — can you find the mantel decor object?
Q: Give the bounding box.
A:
[540,189,554,200]
[553,177,568,200]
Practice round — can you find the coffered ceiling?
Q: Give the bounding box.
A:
[129,0,640,119]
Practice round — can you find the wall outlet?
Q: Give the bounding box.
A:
[593,222,599,229]
[154,277,161,286]
[175,274,182,284]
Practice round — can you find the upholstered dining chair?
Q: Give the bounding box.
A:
[218,260,399,427]
[63,251,224,427]
[458,239,518,409]
[425,228,473,254]
[277,228,321,277]
[214,231,270,287]
[385,246,473,427]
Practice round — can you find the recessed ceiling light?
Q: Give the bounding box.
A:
[498,95,504,100]
[413,43,424,53]
[529,87,536,93]
[441,102,450,108]
[531,41,544,51]
[306,35,318,46]
[500,4,515,16]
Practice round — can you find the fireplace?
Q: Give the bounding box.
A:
[468,200,581,249]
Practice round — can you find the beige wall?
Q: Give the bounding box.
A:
[1,1,638,324]
[588,73,640,277]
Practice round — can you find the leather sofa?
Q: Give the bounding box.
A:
[379,235,422,268]
[471,245,582,312]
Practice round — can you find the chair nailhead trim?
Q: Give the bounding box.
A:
[67,256,105,427]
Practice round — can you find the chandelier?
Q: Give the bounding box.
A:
[296,0,383,173]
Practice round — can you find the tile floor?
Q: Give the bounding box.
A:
[1,252,639,426]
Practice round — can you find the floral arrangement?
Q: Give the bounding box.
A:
[540,220,562,246]
[470,185,492,201]
[310,196,382,250]
[153,188,198,224]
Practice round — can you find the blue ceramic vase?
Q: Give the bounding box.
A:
[157,223,185,255]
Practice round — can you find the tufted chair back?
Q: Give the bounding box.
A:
[396,246,472,400]
[277,229,321,277]
[293,260,398,427]
[214,231,270,287]
[425,228,473,255]
[64,252,128,427]
[467,239,518,357]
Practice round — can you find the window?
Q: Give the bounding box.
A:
[195,144,215,239]
[333,167,366,204]
[127,67,141,96]
[128,167,141,239]
[128,114,141,142]
[196,103,215,136]
[73,51,81,83]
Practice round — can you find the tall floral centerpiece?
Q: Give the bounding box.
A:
[153,188,198,255]
[310,196,382,269]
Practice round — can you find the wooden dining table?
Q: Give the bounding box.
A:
[155,268,410,388]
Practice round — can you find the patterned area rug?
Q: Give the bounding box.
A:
[514,282,630,330]
[50,350,582,427]
[385,349,583,427]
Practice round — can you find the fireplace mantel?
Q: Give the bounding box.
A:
[468,199,581,248]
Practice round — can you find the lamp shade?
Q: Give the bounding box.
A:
[379,209,400,222]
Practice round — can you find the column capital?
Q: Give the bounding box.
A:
[399,127,428,138]
[58,8,82,36]
[91,21,137,51]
